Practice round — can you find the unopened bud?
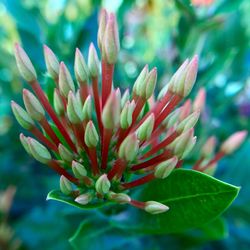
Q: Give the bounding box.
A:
[11,101,34,129]
[108,191,131,204]
[118,133,139,162]
[179,100,192,120]
[137,114,155,141]
[120,100,135,129]
[143,67,157,100]
[193,88,206,112]
[162,108,180,129]
[74,48,89,84]
[43,45,59,79]
[84,121,99,148]
[102,89,121,129]
[154,157,178,179]
[177,111,200,133]
[121,89,130,108]
[95,174,111,195]
[60,175,72,195]
[59,62,75,97]
[53,89,65,116]
[133,65,148,96]
[203,163,217,176]
[103,13,120,64]
[97,9,108,50]
[67,91,82,124]
[145,201,169,214]
[157,83,168,101]
[220,131,247,155]
[14,43,37,82]
[20,133,32,155]
[72,161,87,178]
[82,95,92,121]
[88,43,100,78]
[201,136,217,158]
[75,193,93,205]
[23,89,45,121]
[58,144,73,162]
[28,137,51,163]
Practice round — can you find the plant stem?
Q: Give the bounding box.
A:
[122,173,155,190]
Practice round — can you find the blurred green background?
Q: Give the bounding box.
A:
[0,0,250,249]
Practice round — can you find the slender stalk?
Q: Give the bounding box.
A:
[199,152,225,171]
[129,199,146,209]
[101,129,113,169]
[192,156,205,170]
[80,84,89,103]
[92,77,102,133]
[107,158,126,180]
[122,173,155,190]
[88,148,100,176]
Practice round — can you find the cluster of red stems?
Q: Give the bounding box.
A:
[11,9,247,214]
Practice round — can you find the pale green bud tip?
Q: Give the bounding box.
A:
[11,101,34,129]
[53,89,64,116]
[104,13,120,64]
[201,136,217,158]
[14,43,37,82]
[137,113,155,141]
[133,65,148,96]
[177,111,200,133]
[154,157,178,179]
[145,201,169,214]
[193,88,206,112]
[118,133,139,162]
[98,9,108,50]
[43,45,59,79]
[75,193,92,205]
[88,43,99,77]
[95,174,111,195]
[23,89,45,121]
[72,161,87,178]
[28,137,51,164]
[121,89,130,108]
[108,192,131,204]
[20,133,32,155]
[120,100,135,129]
[59,62,75,97]
[220,130,248,155]
[144,67,157,99]
[67,91,82,124]
[60,176,72,195]
[102,90,121,129]
[58,144,73,162]
[82,95,92,121]
[74,48,89,84]
[85,121,99,148]
[179,100,192,120]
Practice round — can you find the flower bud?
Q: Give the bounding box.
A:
[74,48,89,84]
[193,88,206,112]
[143,67,157,100]
[59,62,75,97]
[23,89,45,121]
[72,161,87,178]
[203,163,217,176]
[182,136,197,159]
[67,91,82,124]
[11,101,34,129]
[201,136,217,158]
[133,65,148,96]
[121,89,130,108]
[82,95,92,121]
[162,108,180,129]
[154,157,178,179]
[75,193,93,205]
[220,131,247,155]
[20,133,32,155]
[28,137,52,163]
[84,121,99,148]
[102,89,121,129]
[88,43,100,78]
[157,83,169,101]
[97,9,108,50]
[60,175,72,195]
[95,174,111,195]
[14,43,37,82]
[43,45,59,79]
[118,133,139,162]
[53,89,65,116]
[103,13,120,64]
[137,113,155,141]
[179,100,192,120]
[108,191,131,204]
[177,111,200,133]
[145,201,169,214]
[120,100,135,129]
[58,144,73,162]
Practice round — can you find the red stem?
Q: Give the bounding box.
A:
[30,127,58,152]
[129,199,146,209]
[107,158,126,180]
[88,148,100,176]
[192,157,204,170]
[101,129,113,169]
[122,173,155,190]
[199,152,225,171]
[101,61,114,107]
[80,84,89,103]
[31,81,77,153]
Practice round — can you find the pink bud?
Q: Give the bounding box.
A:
[193,88,206,112]
[97,9,108,50]
[43,45,59,79]
[220,131,248,154]
[201,136,217,158]
[179,100,192,120]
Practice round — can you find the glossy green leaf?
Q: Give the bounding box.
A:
[46,190,109,210]
[112,169,239,234]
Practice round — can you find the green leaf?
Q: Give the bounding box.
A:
[112,169,239,234]
[47,190,109,210]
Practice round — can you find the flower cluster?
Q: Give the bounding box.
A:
[12,9,247,214]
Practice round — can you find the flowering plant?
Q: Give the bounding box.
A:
[11,9,247,235]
